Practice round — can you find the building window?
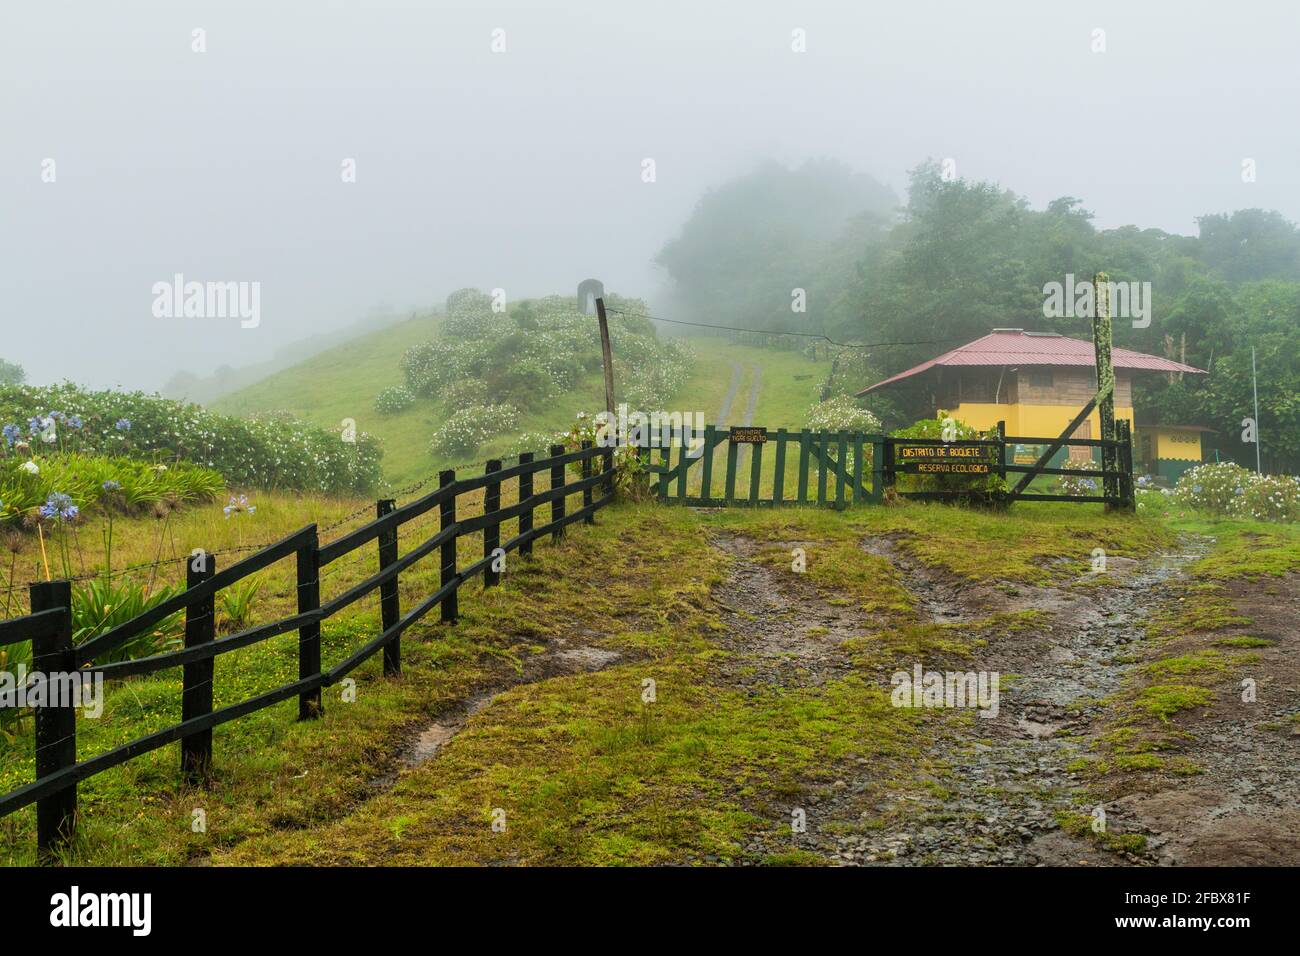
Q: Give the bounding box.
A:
[1025,368,1053,389]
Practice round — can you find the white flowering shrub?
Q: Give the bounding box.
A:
[441,378,491,410]
[0,384,382,494]
[1170,462,1249,516]
[402,293,693,418]
[804,395,882,478]
[430,404,519,458]
[1172,462,1300,522]
[502,430,566,459]
[374,385,415,415]
[1054,458,1101,497]
[805,395,882,434]
[443,288,496,339]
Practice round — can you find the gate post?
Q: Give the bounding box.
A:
[30,580,76,857]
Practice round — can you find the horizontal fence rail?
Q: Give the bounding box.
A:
[0,443,616,856]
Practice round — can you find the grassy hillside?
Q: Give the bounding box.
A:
[211,316,831,490]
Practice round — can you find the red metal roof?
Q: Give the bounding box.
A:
[856,331,1205,395]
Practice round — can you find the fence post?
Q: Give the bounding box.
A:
[870,436,884,504]
[581,440,595,524]
[296,527,322,720]
[30,580,75,857]
[816,431,830,505]
[797,431,810,504]
[835,431,848,509]
[519,453,535,558]
[439,470,458,623]
[377,499,400,676]
[484,460,502,586]
[773,428,787,503]
[550,444,566,543]
[852,432,864,505]
[181,552,216,785]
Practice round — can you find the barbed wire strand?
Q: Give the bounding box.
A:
[604,306,963,351]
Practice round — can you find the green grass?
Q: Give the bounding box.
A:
[211,315,444,489]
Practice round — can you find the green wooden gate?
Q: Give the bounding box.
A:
[644,425,884,508]
[639,422,1134,510]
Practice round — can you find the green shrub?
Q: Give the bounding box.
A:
[0,385,382,495]
[890,418,1006,498]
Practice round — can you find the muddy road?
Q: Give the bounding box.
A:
[711,531,1298,866]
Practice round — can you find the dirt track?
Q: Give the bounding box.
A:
[710,531,1300,866]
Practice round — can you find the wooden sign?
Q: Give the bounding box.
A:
[729,426,767,444]
[895,443,999,475]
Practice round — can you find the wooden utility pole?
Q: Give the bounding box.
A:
[1092,272,1119,508]
[595,296,616,417]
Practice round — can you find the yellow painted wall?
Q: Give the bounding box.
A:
[940,403,1135,438]
[1153,428,1202,461]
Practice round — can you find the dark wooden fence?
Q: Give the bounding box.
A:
[0,442,614,856]
[644,420,1134,510]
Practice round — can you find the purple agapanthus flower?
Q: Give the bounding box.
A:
[1,424,19,446]
[115,418,131,432]
[39,492,79,522]
[66,415,83,429]
[223,494,255,518]
[102,480,122,492]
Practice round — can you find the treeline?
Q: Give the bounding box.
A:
[656,160,1300,471]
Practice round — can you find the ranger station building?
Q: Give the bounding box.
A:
[857,329,1209,482]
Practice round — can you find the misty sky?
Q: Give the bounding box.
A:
[4,0,1298,391]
